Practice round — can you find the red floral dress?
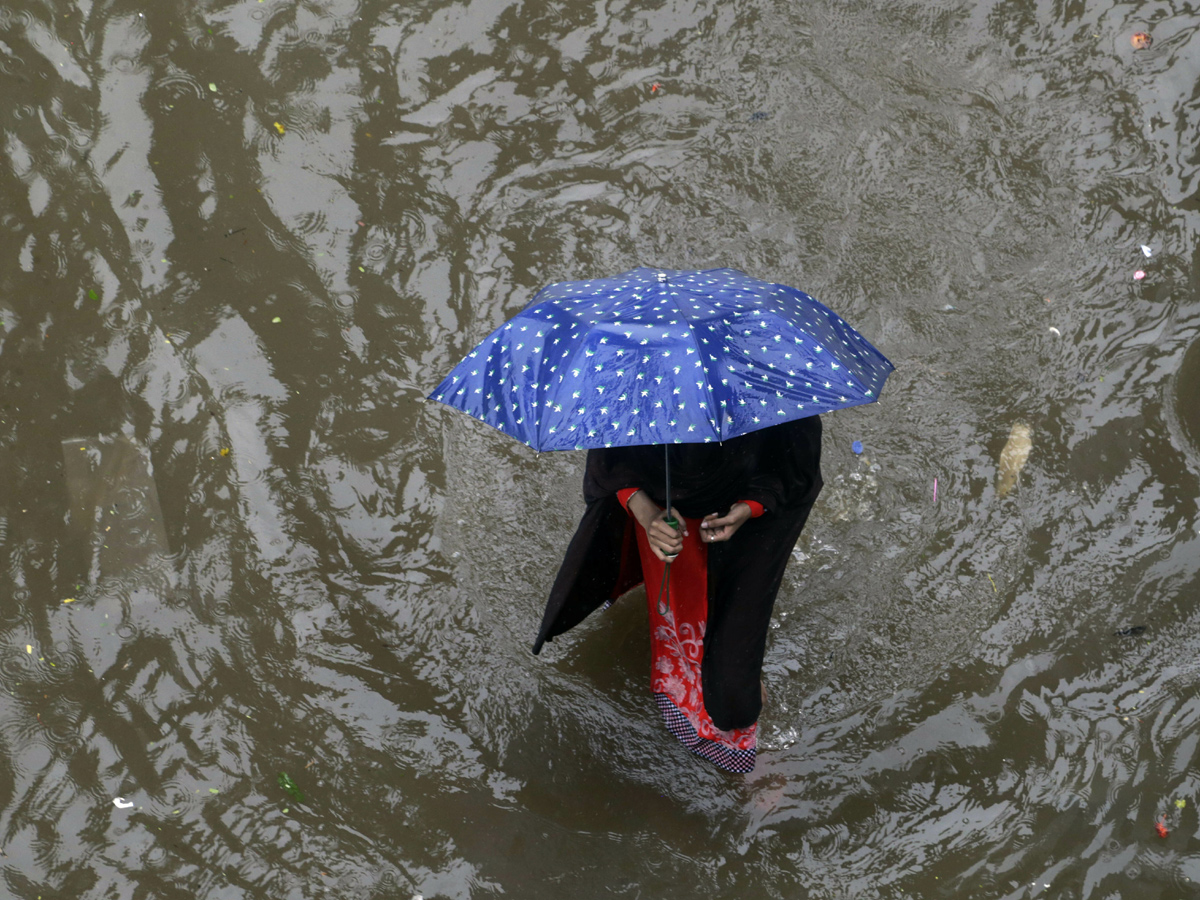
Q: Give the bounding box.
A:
[618,490,764,773]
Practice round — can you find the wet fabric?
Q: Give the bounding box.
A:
[534,416,823,770]
[632,510,758,772]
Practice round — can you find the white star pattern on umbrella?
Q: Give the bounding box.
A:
[430,267,893,449]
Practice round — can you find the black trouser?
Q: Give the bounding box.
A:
[701,499,817,731]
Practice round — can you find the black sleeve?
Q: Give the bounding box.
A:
[769,415,823,510]
[582,446,651,503]
[737,416,822,513]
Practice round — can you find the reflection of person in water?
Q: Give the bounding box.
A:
[534,415,823,773]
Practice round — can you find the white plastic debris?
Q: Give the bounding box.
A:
[1048,327,1061,336]
[113,797,134,809]
[1140,245,1153,257]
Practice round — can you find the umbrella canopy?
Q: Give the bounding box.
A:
[428,267,893,451]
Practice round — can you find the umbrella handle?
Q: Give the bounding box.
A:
[662,515,680,561]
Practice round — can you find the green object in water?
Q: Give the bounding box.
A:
[278,772,304,802]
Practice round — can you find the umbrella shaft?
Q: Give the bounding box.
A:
[664,444,670,516]
[663,444,679,559]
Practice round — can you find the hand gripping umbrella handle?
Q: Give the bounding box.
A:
[662,515,680,559]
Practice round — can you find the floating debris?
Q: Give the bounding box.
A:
[113,797,134,809]
[1048,327,1061,336]
[1140,244,1153,257]
[1134,270,1146,281]
[278,772,304,803]
[996,422,1032,498]
[220,448,230,457]
[61,434,169,581]
[1115,625,1146,636]
[1131,32,1152,50]
[933,477,938,503]
[649,82,663,95]
[1177,798,1187,809]
[273,121,285,134]
[851,440,863,454]
[1155,815,1169,838]
[271,316,282,323]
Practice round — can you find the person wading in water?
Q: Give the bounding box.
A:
[534,415,823,773]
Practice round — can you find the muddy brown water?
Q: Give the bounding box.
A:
[2,0,1200,897]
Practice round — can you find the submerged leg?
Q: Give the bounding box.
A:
[702,501,817,731]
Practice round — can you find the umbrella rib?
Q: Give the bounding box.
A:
[539,309,597,451]
[659,282,721,443]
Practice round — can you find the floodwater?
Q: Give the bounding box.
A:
[1,0,1199,896]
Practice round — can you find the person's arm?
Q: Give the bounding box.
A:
[737,500,764,518]
[617,488,640,511]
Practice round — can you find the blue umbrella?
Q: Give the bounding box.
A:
[429,267,893,531]
[429,266,892,449]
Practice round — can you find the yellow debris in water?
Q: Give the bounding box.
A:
[63,598,75,603]
[274,121,285,134]
[26,645,32,654]
[996,422,1032,498]
[220,448,230,456]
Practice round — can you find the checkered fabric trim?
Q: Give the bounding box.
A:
[654,693,756,774]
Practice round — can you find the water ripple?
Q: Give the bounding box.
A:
[0,0,1199,897]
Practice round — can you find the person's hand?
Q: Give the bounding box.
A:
[700,503,752,543]
[628,491,687,561]
[646,511,686,561]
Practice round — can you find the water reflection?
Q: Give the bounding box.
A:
[1173,331,1200,457]
[0,0,1199,896]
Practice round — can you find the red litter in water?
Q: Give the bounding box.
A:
[650,82,663,94]
[1134,270,1146,280]
[1155,816,1169,838]
[1131,32,1153,50]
